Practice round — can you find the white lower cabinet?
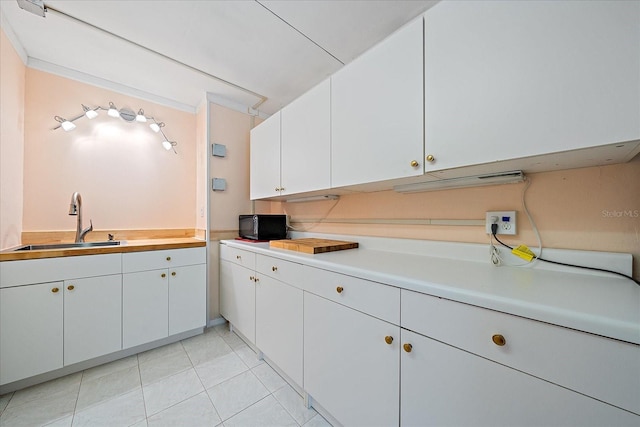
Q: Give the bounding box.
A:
[0,282,64,385]
[64,275,122,365]
[122,269,169,349]
[220,259,256,344]
[123,247,207,349]
[304,292,400,427]
[400,329,638,426]
[169,264,206,335]
[255,266,303,386]
[0,247,205,389]
[220,242,639,426]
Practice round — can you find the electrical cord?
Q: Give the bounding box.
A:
[491,226,640,286]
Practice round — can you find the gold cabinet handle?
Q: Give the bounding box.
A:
[161,273,167,278]
[426,154,435,163]
[385,336,394,345]
[250,276,255,281]
[171,271,176,277]
[166,256,171,261]
[336,286,344,294]
[403,343,413,353]
[51,287,59,293]
[236,255,241,260]
[410,160,419,168]
[272,266,278,272]
[67,285,75,291]
[254,277,259,283]
[492,334,506,346]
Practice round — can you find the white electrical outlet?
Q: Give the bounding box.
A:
[486,211,517,235]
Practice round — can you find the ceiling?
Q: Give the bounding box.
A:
[0,0,438,115]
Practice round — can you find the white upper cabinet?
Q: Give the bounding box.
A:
[250,111,281,200]
[424,0,640,174]
[281,79,331,195]
[331,16,424,187]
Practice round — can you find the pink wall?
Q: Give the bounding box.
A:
[22,68,197,232]
[272,161,640,280]
[0,28,26,249]
[209,103,254,233]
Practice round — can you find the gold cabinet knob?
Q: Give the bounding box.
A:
[403,343,413,353]
[166,256,171,261]
[236,255,241,260]
[171,271,176,277]
[336,286,344,294]
[492,334,506,346]
[254,277,259,283]
[250,276,255,281]
[161,273,166,278]
[67,285,75,291]
[410,160,419,168]
[426,154,435,162]
[51,287,59,293]
[272,266,278,272]
[385,336,394,345]
[275,187,280,192]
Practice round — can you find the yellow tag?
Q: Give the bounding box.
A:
[512,244,535,262]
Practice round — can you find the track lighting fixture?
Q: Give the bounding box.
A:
[53,102,178,153]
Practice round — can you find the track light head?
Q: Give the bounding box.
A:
[150,122,165,133]
[107,102,120,118]
[82,104,98,119]
[136,109,147,123]
[54,115,76,131]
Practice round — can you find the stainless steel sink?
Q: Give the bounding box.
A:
[8,241,121,251]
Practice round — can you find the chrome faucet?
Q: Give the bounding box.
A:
[68,192,93,243]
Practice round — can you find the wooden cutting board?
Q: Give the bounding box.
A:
[269,238,358,254]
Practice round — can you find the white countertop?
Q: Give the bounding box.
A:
[222,237,640,345]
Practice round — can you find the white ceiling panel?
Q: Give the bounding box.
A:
[260,0,439,64]
[1,0,438,115]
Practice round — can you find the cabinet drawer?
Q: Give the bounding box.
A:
[305,267,400,325]
[123,247,205,273]
[255,255,306,286]
[1,254,122,288]
[220,245,256,269]
[401,289,640,415]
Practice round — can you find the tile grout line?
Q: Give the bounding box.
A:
[181,337,225,424]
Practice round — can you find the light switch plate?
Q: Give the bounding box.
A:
[486,211,517,235]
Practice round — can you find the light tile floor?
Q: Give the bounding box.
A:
[0,324,332,427]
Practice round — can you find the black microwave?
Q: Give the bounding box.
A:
[239,214,287,241]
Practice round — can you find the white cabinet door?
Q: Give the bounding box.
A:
[281,79,331,195]
[219,260,256,344]
[304,292,399,427]
[400,329,638,426]
[169,264,206,335]
[64,275,122,365]
[123,270,168,349]
[255,274,303,386]
[331,17,424,187]
[424,0,640,173]
[250,111,281,200]
[0,282,63,384]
